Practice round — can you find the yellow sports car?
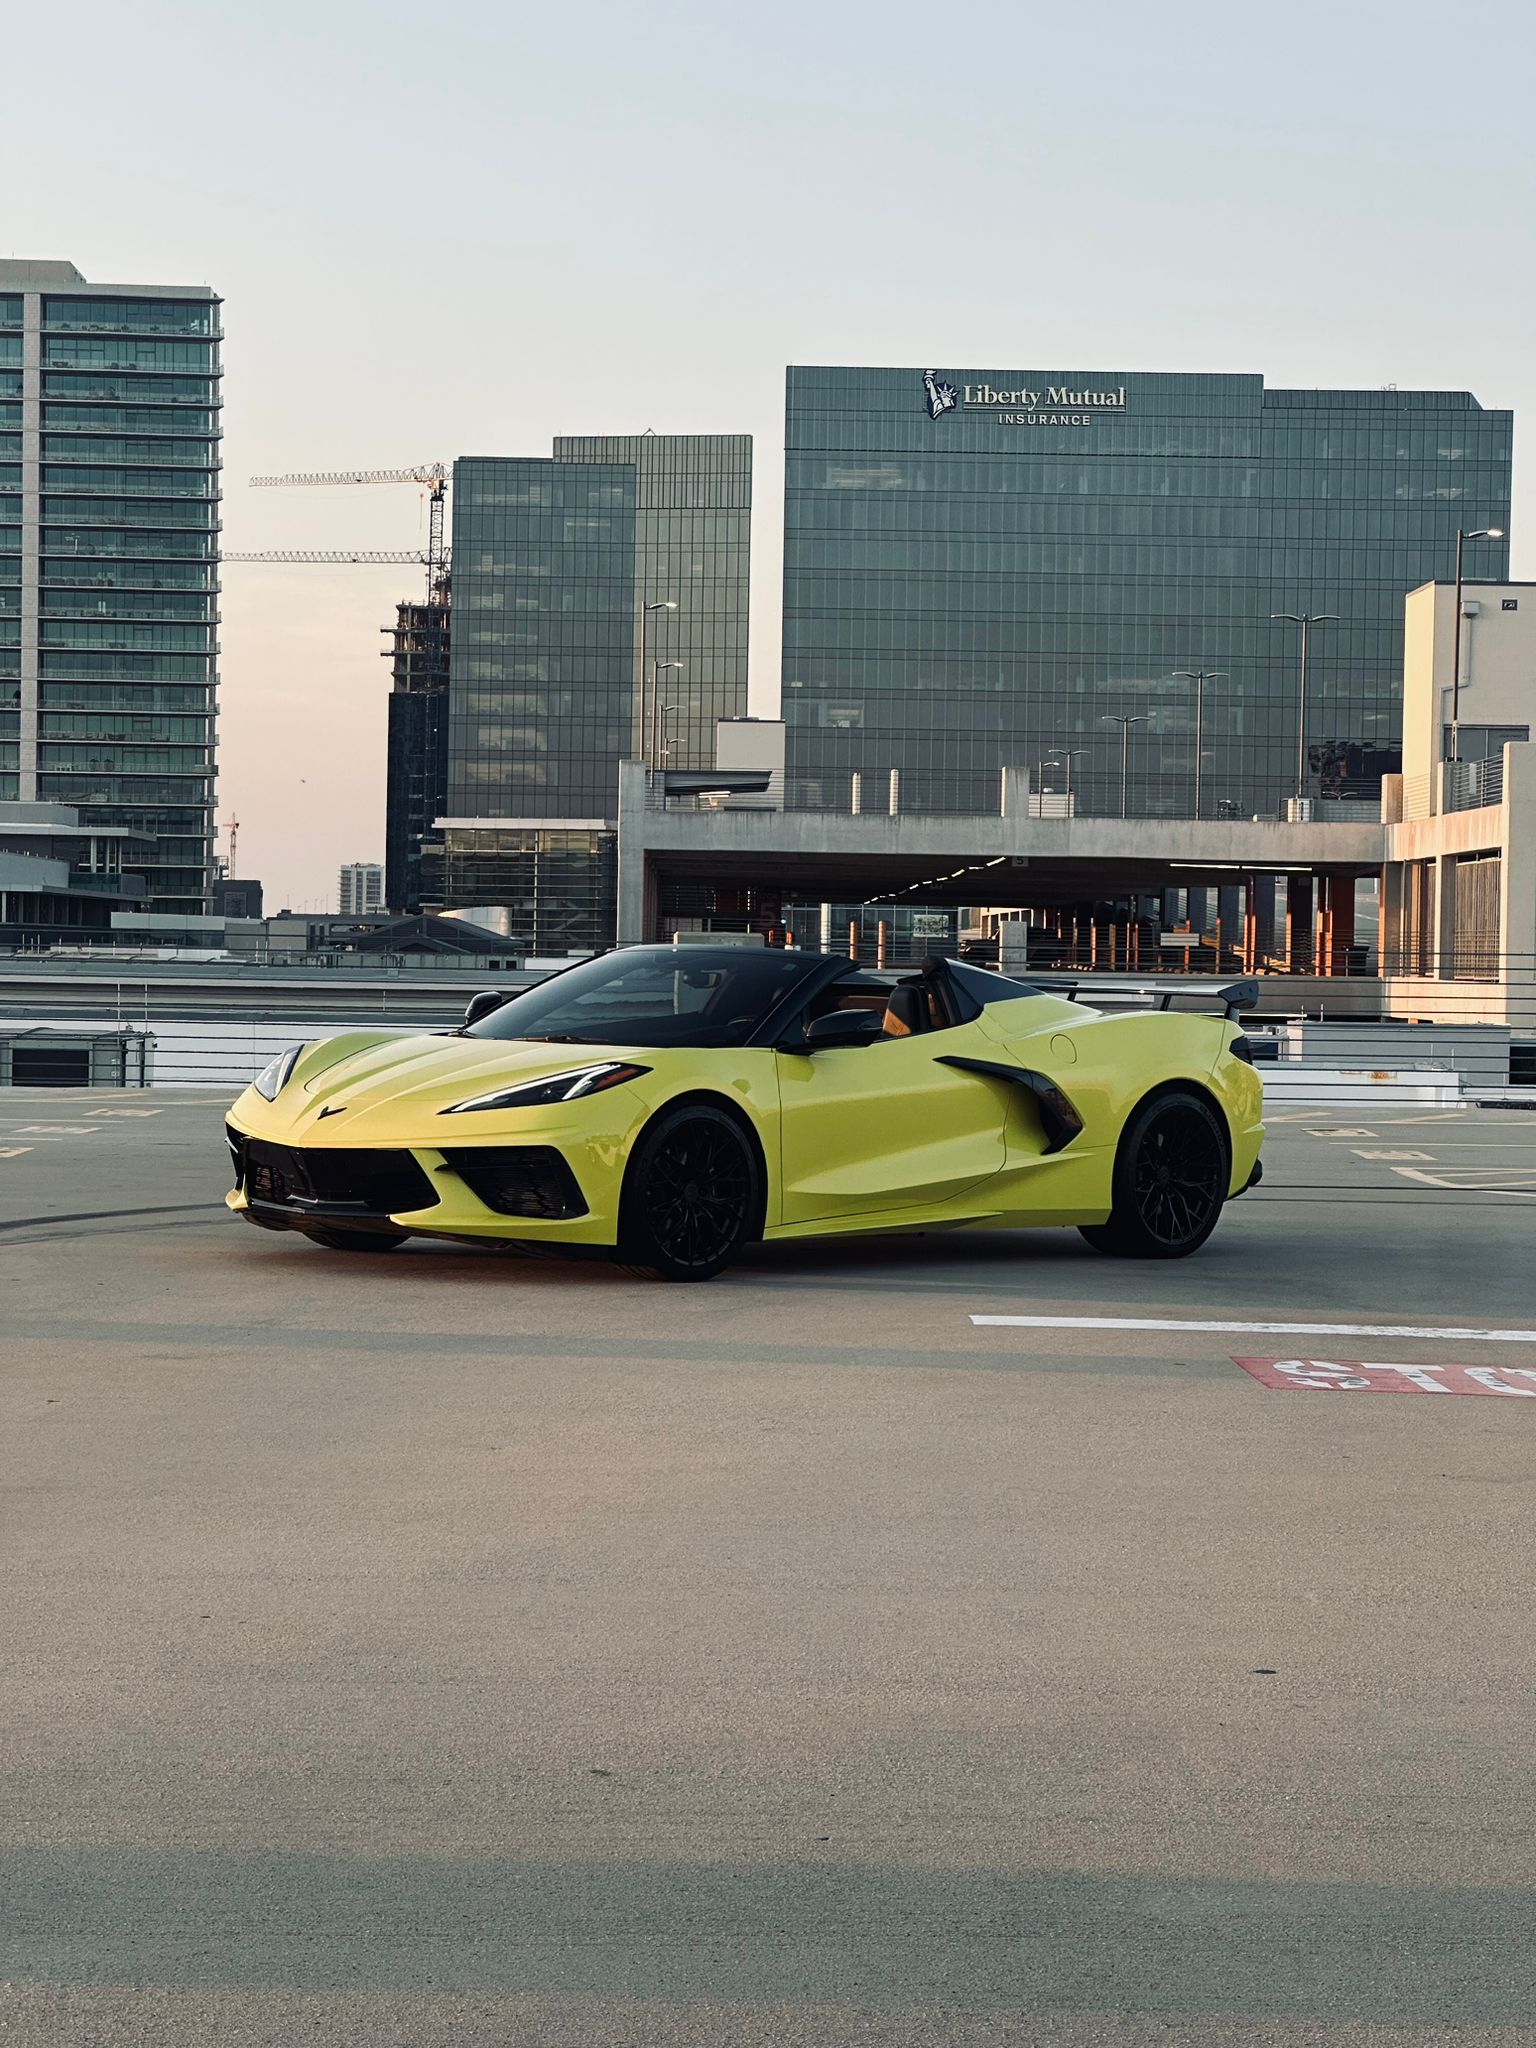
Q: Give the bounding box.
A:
[225,946,1263,1280]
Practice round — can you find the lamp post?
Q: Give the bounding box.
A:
[1270,613,1337,807]
[1101,713,1152,820]
[1451,527,1504,765]
[1169,670,1224,820]
[650,661,684,771]
[1047,748,1087,812]
[638,599,676,772]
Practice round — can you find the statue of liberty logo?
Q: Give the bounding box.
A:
[923,370,958,420]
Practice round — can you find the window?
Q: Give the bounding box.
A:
[467,947,819,1047]
[43,298,216,336]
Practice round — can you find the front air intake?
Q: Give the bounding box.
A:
[442,1147,588,1220]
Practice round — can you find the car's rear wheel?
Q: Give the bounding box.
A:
[618,1103,759,1281]
[300,1225,407,1252]
[1079,1090,1228,1260]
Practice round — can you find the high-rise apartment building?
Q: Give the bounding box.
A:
[0,260,221,910]
[428,435,751,954]
[781,367,1511,819]
[337,861,384,917]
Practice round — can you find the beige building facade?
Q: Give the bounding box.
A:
[1383,581,1534,1027]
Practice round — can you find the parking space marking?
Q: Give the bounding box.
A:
[1353,1148,1434,1161]
[1391,1165,1536,1198]
[7,1125,102,1137]
[0,1146,33,1159]
[971,1314,1536,1344]
[1235,1357,1536,1399]
[1359,1113,1471,1126]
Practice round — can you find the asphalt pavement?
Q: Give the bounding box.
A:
[3,1091,1535,2046]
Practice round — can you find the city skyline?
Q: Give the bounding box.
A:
[12,0,1535,907]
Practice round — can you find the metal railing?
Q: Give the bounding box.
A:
[648,769,1398,824]
[0,960,1532,1096]
[1445,755,1505,812]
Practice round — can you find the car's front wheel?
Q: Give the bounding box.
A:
[1079,1090,1229,1260]
[618,1103,760,1281]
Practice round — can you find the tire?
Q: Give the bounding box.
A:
[1079,1090,1229,1260]
[618,1103,760,1281]
[300,1225,407,1252]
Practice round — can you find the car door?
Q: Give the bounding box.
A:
[774,1022,1008,1225]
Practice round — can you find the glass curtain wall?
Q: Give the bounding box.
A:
[552,434,751,770]
[4,277,222,907]
[781,368,1512,820]
[446,457,638,821]
[0,296,26,791]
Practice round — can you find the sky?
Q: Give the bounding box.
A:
[12,0,1536,909]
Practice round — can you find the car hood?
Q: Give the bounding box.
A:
[238,1030,659,1133]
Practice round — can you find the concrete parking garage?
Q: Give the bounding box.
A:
[3,1095,1536,2046]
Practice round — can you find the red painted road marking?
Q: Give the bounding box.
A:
[1234,1356,1536,1398]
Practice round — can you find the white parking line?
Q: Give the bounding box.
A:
[1390,1166,1536,1199]
[969,1314,1536,1344]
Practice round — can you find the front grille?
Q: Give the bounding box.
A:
[441,1146,587,1220]
[228,1126,438,1214]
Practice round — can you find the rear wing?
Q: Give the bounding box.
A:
[1032,977,1259,1021]
[1150,978,1258,1020]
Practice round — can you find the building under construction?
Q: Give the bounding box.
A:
[383,593,449,913]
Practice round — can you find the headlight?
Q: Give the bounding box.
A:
[441,1061,650,1114]
[252,1044,305,1101]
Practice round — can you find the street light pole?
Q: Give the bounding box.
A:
[650,661,684,771]
[637,599,677,773]
[1450,526,1504,766]
[1101,714,1151,820]
[1047,748,1086,811]
[1270,613,1338,807]
[1170,670,1224,820]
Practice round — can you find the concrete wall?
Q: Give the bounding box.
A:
[1503,740,1536,1031]
[1402,580,1536,801]
[631,801,1385,873]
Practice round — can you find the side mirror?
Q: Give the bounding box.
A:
[464,990,509,1028]
[799,1009,885,1051]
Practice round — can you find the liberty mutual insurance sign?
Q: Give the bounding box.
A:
[923,370,1127,427]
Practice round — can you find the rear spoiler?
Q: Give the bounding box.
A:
[1148,977,1258,1019]
[1028,977,1259,1019]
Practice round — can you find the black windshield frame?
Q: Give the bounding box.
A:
[462,946,844,1050]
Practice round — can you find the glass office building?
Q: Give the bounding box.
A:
[432,437,750,953]
[781,367,1511,819]
[0,260,221,910]
[446,455,639,822]
[553,433,751,771]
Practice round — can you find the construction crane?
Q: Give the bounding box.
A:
[224,550,428,566]
[248,464,450,602]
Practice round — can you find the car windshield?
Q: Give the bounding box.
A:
[465,946,823,1048]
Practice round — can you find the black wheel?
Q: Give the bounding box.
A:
[1079,1090,1229,1260]
[618,1104,760,1281]
[300,1226,407,1253]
